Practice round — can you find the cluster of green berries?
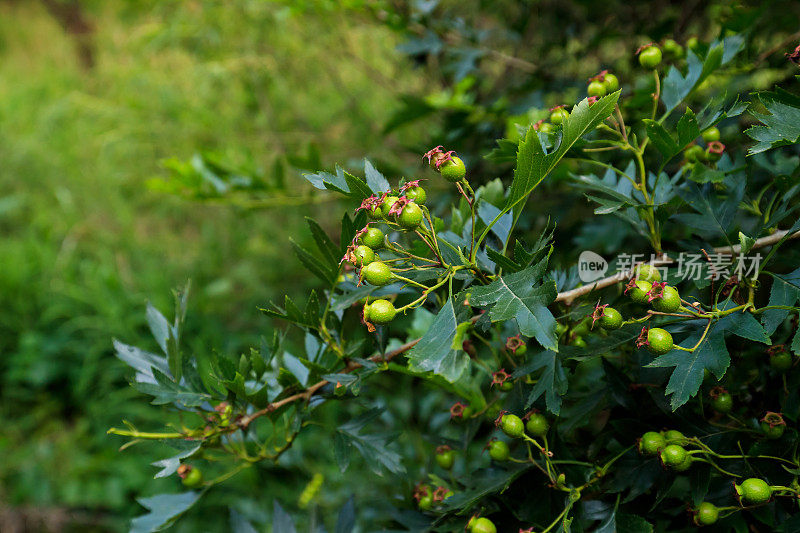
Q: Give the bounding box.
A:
[587,69,620,98]
[640,429,776,520]
[413,483,454,511]
[685,127,726,164]
[639,429,694,471]
[350,148,469,328]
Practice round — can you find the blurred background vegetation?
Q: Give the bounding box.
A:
[1,0,799,531]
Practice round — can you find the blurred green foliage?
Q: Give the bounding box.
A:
[1,0,800,530]
[0,1,424,529]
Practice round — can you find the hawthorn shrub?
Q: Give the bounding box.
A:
[111,37,800,531]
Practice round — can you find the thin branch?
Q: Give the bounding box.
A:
[555,229,800,305]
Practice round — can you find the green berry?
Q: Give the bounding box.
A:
[660,444,687,467]
[362,261,393,286]
[435,447,456,470]
[418,493,433,510]
[599,307,623,330]
[706,147,722,162]
[761,420,786,439]
[440,156,466,182]
[664,430,685,442]
[587,80,607,97]
[694,502,718,526]
[470,517,497,533]
[652,286,681,313]
[686,37,699,51]
[712,393,733,414]
[368,299,396,325]
[404,186,427,204]
[761,413,786,439]
[736,478,772,505]
[550,107,569,125]
[639,45,662,69]
[539,122,556,133]
[628,280,653,304]
[647,328,673,355]
[398,202,423,229]
[352,245,375,266]
[770,350,793,372]
[380,196,400,217]
[663,38,685,59]
[685,145,705,163]
[603,73,619,92]
[488,440,510,461]
[702,127,720,143]
[639,431,666,455]
[673,454,693,472]
[635,263,662,282]
[500,413,525,439]
[181,467,203,488]
[360,227,385,249]
[526,413,549,438]
[367,204,383,220]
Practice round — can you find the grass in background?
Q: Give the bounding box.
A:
[0,1,427,528]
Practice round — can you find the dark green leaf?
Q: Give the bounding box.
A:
[643,120,679,159]
[468,259,558,351]
[406,298,472,382]
[647,325,730,410]
[505,92,620,213]
[364,159,390,194]
[335,497,356,533]
[290,239,337,285]
[746,86,800,155]
[306,217,340,271]
[273,500,297,533]
[130,492,201,533]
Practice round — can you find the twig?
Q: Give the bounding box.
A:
[556,229,800,305]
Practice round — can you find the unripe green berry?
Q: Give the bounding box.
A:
[488,440,510,461]
[628,280,653,304]
[362,261,393,286]
[702,127,720,143]
[599,307,623,329]
[440,156,466,182]
[652,286,681,313]
[587,80,607,97]
[368,299,396,325]
[694,502,719,526]
[526,413,549,437]
[500,413,525,439]
[470,517,497,533]
[435,447,456,470]
[404,186,427,204]
[603,73,619,92]
[660,444,687,467]
[380,196,400,217]
[770,350,793,372]
[639,45,662,69]
[550,107,569,125]
[398,202,423,229]
[352,245,375,266]
[635,263,662,282]
[646,328,673,355]
[639,431,666,455]
[181,467,203,488]
[359,227,385,249]
[736,478,772,505]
